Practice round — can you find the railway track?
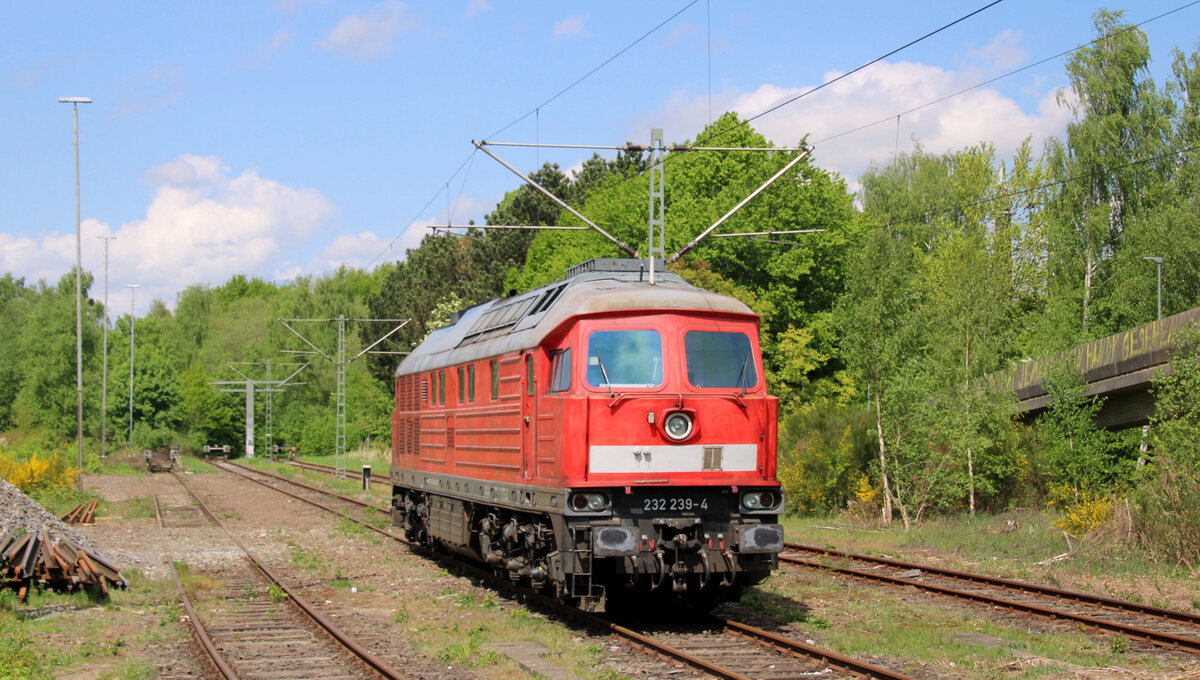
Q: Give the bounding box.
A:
[218,460,918,679]
[288,459,389,484]
[782,542,1200,655]
[271,460,1200,663]
[156,471,412,680]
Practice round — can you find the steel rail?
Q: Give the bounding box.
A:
[171,471,412,679]
[288,459,390,484]
[225,461,386,513]
[716,615,917,680]
[154,495,241,680]
[783,553,1200,653]
[221,461,918,678]
[786,542,1200,627]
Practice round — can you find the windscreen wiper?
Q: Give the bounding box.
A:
[734,350,750,398]
[594,352,616,398]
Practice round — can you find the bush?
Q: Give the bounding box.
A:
[776,403,875,515]
[1135,323,1200,565]
[131,423,177,452]
[0,446,77,495]
[1048,485,1113,535]
[300,415,336,457]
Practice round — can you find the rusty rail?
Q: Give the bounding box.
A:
[59,499,98,525]
[154,495,241,680]
[1,526,125,601]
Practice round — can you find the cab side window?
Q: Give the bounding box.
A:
[549,348,572,393]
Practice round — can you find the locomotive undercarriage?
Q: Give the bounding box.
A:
[392,485,781,612]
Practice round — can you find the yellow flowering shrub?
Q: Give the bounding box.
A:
[0,448,78,494]
[1048,484,1112,535]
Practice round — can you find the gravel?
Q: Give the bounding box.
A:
[0,477,107,559]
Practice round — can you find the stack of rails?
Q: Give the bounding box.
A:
[0,478,126,601]
[0,530,126,600]
[59,499,98,525]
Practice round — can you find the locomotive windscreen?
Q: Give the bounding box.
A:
[684,331,758,388]
[586,330,663,388]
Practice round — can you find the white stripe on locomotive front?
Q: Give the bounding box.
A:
[587,444,757,474]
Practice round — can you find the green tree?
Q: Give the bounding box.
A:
[1044,9,1173,337]
[177,362,240,449]
[13,271,101,439]
[0,275,30,429]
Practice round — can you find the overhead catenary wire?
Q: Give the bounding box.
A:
[384,0,1199,269]
[494,0,1012,233]
[387,1,1007,265]
[372,1,701,267]
[486,0,701,141]
[813,0,1200,147]
[695,0,1007,147]
[865,142,1200,234]
[496,0,1200,245]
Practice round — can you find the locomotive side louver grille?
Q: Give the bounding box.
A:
[402,374,420,456]
[702,446,723,471]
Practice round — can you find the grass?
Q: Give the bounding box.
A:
[780,509,1189,584]
[286,542,328,574]
[0,561,193,679]
[750,567,1180,678]
[103,495,158,521]
[761,509,1200,677]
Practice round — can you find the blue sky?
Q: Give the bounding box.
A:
[3,1,1198,313]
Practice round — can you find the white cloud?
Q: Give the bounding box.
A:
[629,60,1072,192]
[969,29,1027,72]
[314,231,391,270]
[232,29,293,69]
[553,14,587,39]
[114,63,186,118]
[662,22,698,46]
[318,1,419,58]
[42,154,338,310]
[465,0,491,19]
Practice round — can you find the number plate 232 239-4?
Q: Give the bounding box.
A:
[641,496,709,512]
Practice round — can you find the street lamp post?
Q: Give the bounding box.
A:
[127,284,139,451]
[1143,256,1163,321]
[98,236,115,460]
[59,96,92,489]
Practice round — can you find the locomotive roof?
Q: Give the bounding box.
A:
[395,259,756,377]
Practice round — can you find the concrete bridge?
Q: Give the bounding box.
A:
[1011,307,1199,430]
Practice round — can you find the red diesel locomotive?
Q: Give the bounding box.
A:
[389,258,783,610]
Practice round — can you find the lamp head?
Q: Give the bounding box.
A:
[58,97,92,104]
[1143,256,1163,264]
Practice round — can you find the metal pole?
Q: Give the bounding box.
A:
[472,140,638,257]
[244,381,255,458]
[127,284,139,451]
[98,236,115,460]
[668,147,812,263]
[60,97,91,488]
[336,316,346,479]
[1156,261,1162,321]
[648,129,665,285]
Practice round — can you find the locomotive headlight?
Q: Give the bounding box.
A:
[663,411,694,441]
[569,492,609,512]
[741,490,780,511]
